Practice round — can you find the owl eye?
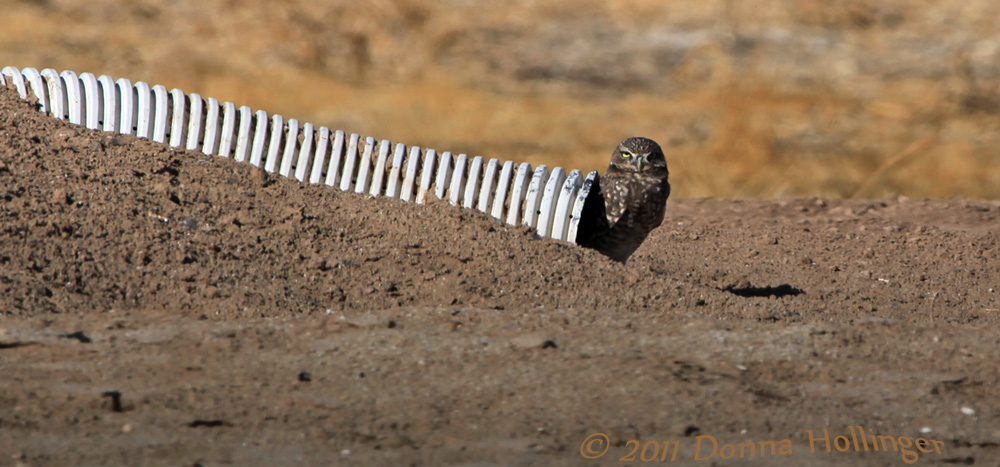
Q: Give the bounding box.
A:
[621,151,632,158]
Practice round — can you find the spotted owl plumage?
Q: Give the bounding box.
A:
[576,137,670,262]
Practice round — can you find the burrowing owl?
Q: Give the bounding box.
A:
[576,137,670,262]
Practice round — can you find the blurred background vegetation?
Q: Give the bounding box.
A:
[2,0,999,198]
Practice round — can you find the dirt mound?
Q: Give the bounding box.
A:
[0,85,636,318]
[3,85,998,323]
[2,85,1000,466]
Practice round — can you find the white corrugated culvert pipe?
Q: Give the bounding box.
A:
[2,66,607,244]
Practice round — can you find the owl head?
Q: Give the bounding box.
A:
[610,137,667,173]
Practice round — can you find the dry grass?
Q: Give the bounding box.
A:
[2,0,999,199]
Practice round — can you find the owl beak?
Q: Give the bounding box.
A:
[635,155,646,171]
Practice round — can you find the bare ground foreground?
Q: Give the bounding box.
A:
[1,86,999,466]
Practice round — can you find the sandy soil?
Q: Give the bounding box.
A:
[1,86,999,466]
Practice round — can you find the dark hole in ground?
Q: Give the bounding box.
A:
[188,419,230,428]
[724,284,804,298]
[101,390,123,412]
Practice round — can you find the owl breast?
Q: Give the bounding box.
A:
[604,172,669,228]
[585,171,670,262]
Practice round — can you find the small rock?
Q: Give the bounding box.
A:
[961,406,975,416]
[511,334,547,349]
[51,188,67,204]
[250,167,269,187]
[59,331,92,343]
